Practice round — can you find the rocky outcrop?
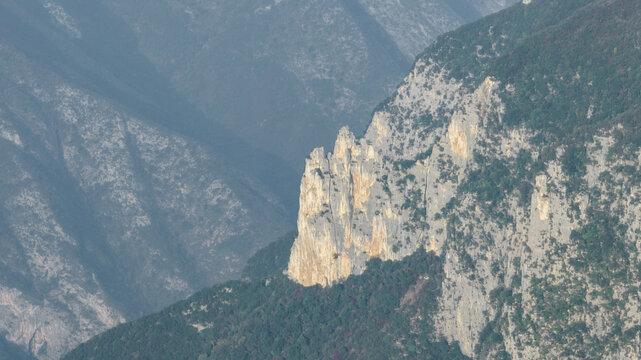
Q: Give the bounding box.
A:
[287,2,641,357]
[0,5,289,358]
[287,64,501,286]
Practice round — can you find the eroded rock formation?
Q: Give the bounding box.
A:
[288,65,499,287]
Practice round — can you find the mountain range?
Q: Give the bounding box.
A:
[64,0,641,359]
[0,0,517,358]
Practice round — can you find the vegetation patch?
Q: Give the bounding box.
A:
[65,248,469,360]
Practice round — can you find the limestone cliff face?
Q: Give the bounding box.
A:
[0,4,289,358]
[288,39,641,359]
[287,63,500,287]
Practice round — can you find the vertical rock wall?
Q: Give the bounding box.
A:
[287,62,501,287]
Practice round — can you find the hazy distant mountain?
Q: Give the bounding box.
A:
[0,1,290,358]
[102,0,517,169]
[0,0,515,358]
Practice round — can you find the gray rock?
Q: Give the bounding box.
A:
[288,32,641,360]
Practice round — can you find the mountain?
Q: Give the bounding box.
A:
[0,336,35,360]
[0,0,519,359]
[66,0,641,358]
[289,0,641,357]
[0,1,290,359]
[98,0,517,169]
[65,239,469,360]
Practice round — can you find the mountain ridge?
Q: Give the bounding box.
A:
[0,1,520,358]
[287,0,641,357]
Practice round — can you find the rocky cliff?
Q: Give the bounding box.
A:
[0,0,521,358]
[288,0,641,358]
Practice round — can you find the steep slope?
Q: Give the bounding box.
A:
[358,0,514,57]
[62,0,641,359]
[241,231,296,282]
[99,0,519,169]
[0,336,36,360]
[287,0,641,358]
[0,1,521,358]
[0,1,289,359]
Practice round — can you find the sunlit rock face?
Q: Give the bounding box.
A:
[287,2,641,356]
[288,61,501,287]
[101,0,519,169]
